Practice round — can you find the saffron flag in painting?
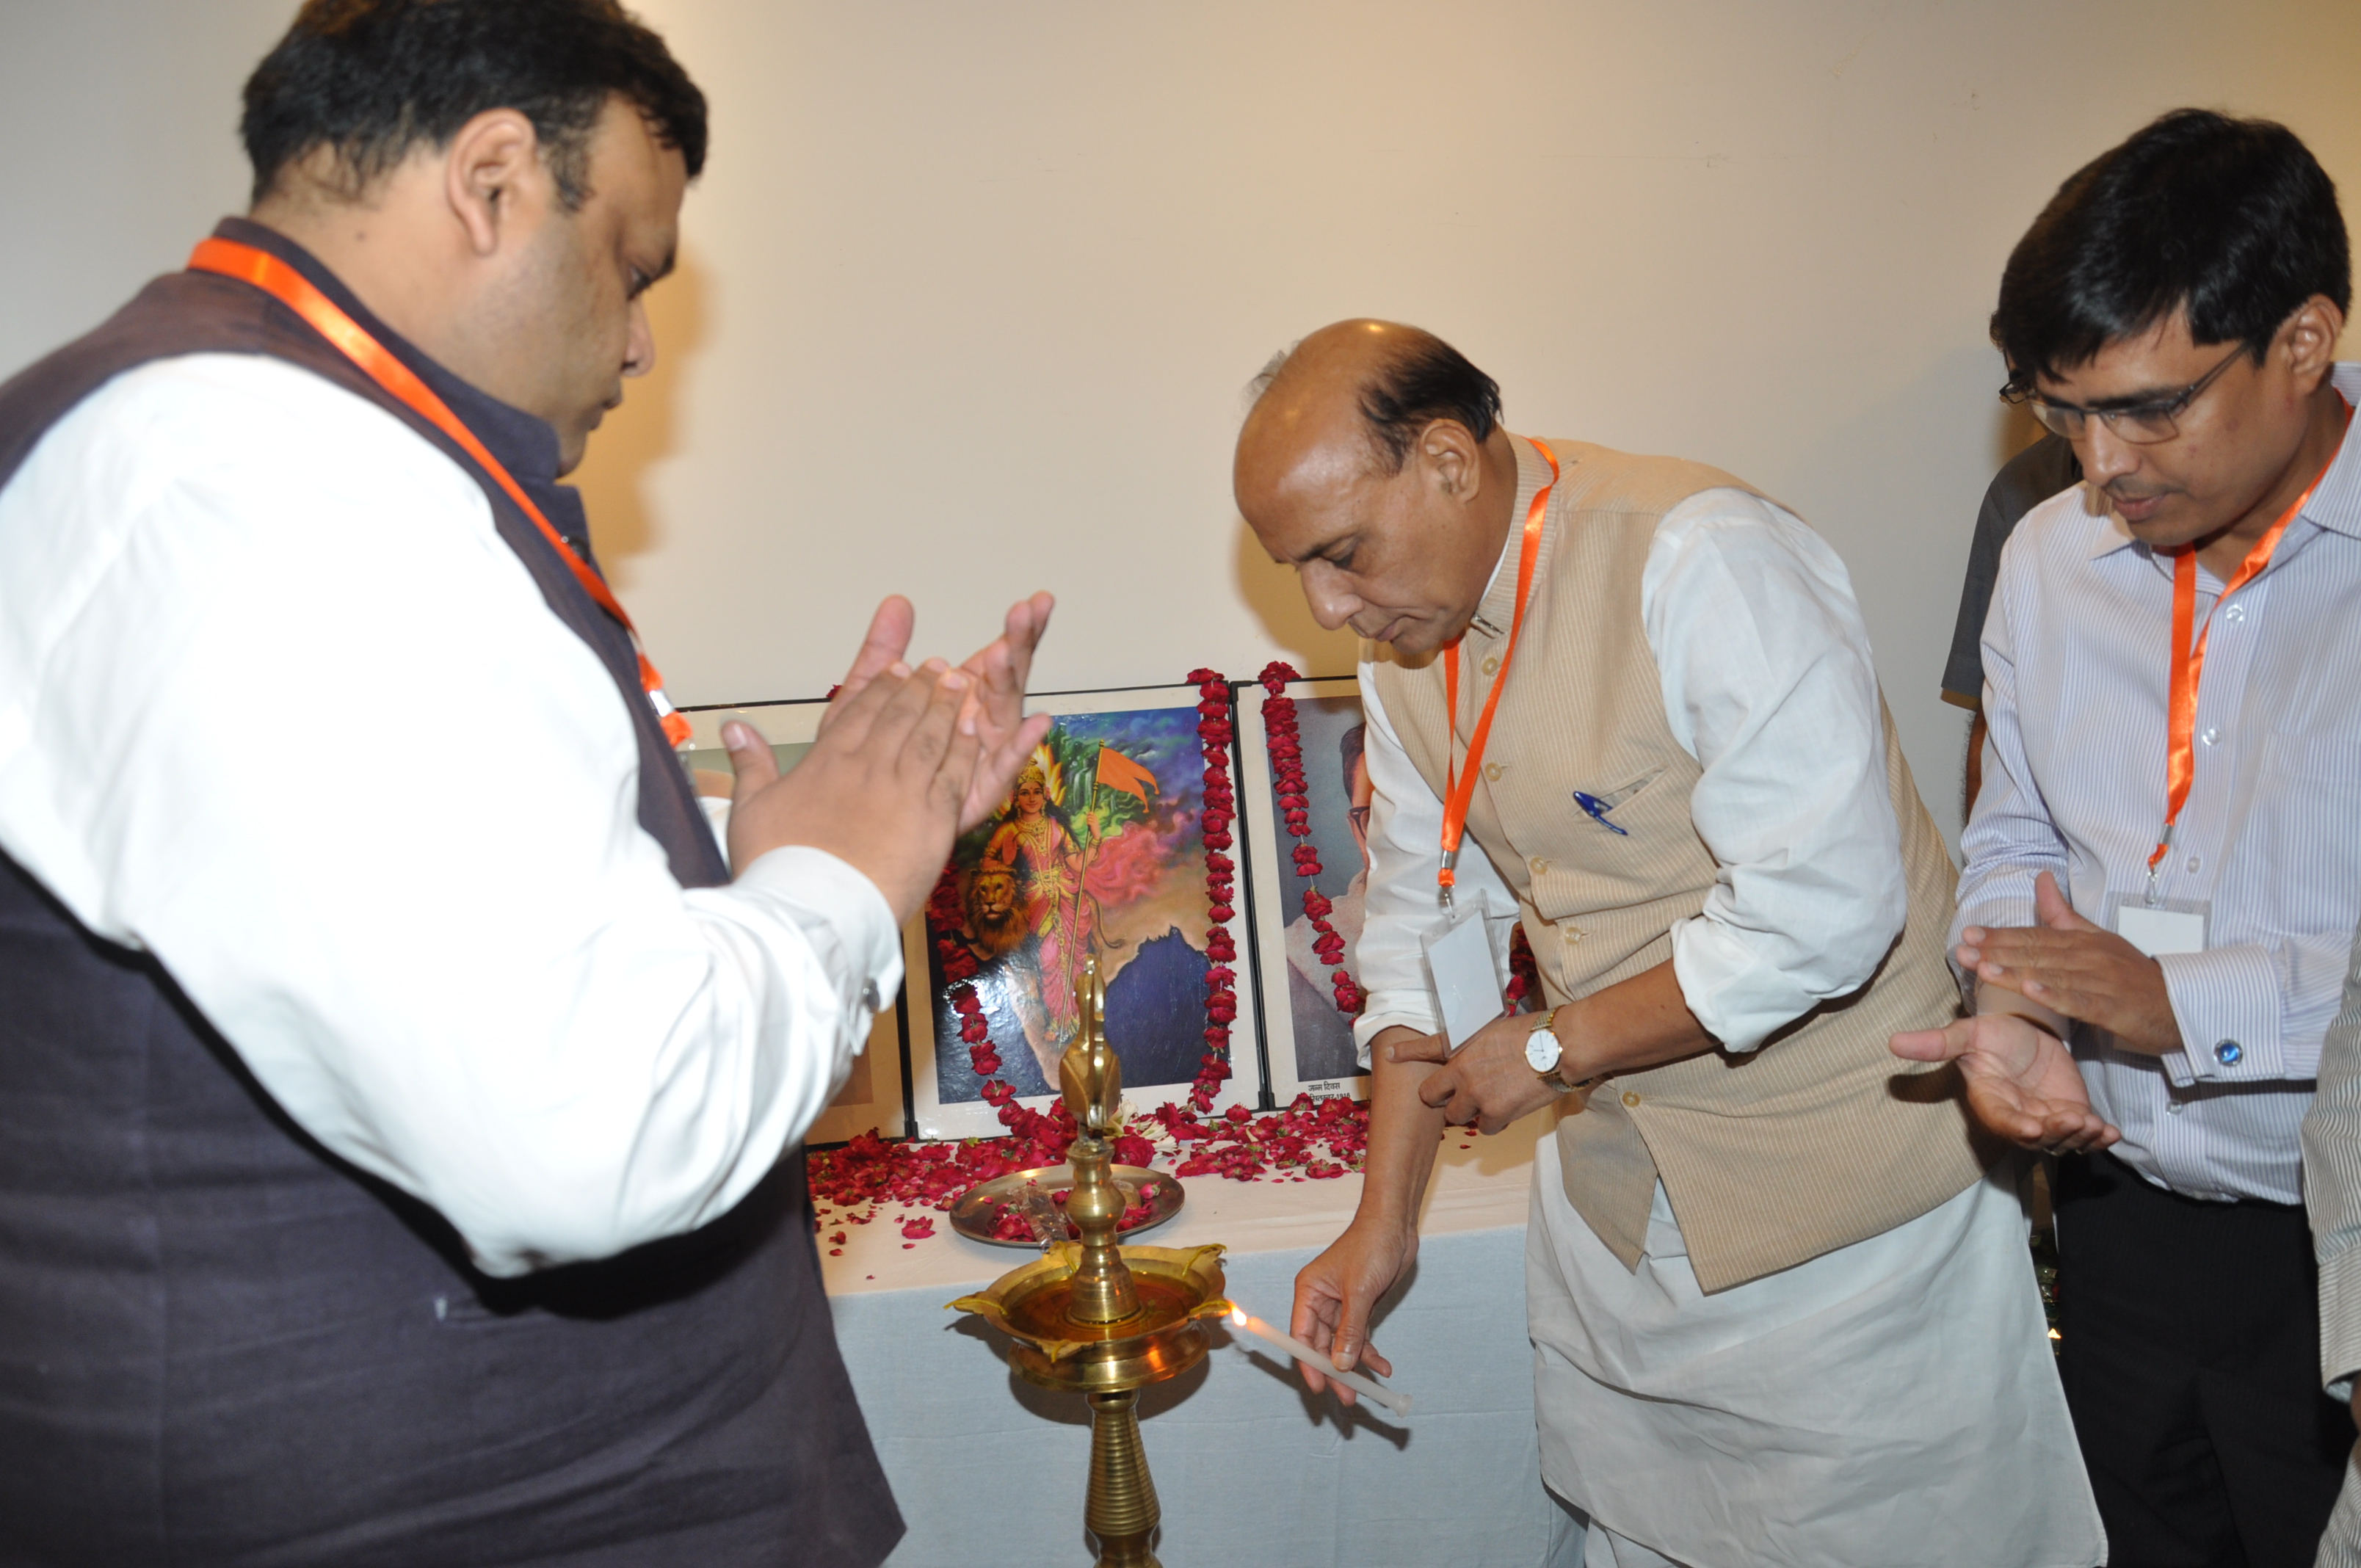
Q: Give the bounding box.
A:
[1094,744,1161,804]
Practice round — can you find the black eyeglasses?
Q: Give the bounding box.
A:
[2003,342,2247,446]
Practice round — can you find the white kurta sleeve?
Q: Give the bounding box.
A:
[1642,490,1910,1052]
[1348,670,1520,1063]
[0,355,896,1277]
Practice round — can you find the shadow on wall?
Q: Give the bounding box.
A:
[573,246,712,588]
[1230,515,1359,680]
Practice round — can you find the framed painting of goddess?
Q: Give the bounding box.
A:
[1238,676,1374,1103]
[904,683,1266,1140]
[677,699,912,1144]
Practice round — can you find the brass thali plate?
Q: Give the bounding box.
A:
[947,1162,1185,1249]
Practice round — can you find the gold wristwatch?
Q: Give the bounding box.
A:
[1524,1007,1599,1095]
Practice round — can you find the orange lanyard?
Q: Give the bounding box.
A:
[1437,438,1559,907]
[186,236,694,748]
[2147,399,2351,890]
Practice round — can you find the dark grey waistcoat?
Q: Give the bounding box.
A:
[0,220,902,1568]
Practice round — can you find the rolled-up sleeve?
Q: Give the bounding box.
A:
[1643,491,1910,1052]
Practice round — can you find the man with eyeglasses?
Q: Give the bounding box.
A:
[1892,107,2360,1567]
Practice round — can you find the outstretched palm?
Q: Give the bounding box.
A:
[1890,1012,2119,1154]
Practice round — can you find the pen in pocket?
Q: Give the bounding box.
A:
[1571,791,1629,836]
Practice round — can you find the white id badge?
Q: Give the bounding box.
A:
[2105,892,2208,957]
[1422,907,1504,1053]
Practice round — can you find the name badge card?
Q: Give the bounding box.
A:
[1422,909,1504,1054]
[2106,892,2208,958]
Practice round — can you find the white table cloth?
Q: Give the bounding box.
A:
[822,1116,1575,1567]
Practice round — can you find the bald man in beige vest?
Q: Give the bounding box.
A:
[1237,321,2101,1568]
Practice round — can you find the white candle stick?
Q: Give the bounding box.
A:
[1226,1307,1412,1416]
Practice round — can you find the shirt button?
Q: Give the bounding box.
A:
[2224,602,2246,623]
[1484,763,1504,782]
[2200,727,2220,746]
[1622,1091,1642,1108]
[2214,1039,2244,1067]
[1564,926,1587,944]
[2166,1100,2186,1115]
[1530,857,1550,876]
[1481,655,1501,675]
[2185,854,2202,874]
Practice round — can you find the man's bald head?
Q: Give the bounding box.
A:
[1245,319,1504,478]
[1234,320,1520,657]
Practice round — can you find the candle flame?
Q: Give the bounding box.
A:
[1230,1307,1248,1327]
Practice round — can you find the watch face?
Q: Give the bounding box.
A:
[1525,1026,1562,1072]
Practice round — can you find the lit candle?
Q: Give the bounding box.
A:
[1226,1306,1412,1417]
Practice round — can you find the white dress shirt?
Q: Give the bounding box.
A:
[1352,473,1909,1057]
[1960,362,2361,1206]
[0,352,900,1277]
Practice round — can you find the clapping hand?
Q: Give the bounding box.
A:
[825,594,1056,832]
[720,592,1056,923]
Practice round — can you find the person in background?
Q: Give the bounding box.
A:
[1943,432,2079,810]
[1244,318,2097,1568]
[0,2,1051,1562]
[2303,927,2361,1567]
[1893,107,2361,1568]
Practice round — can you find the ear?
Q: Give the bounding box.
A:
[441,108,547,258]
[2280,294,2346,391]
[1418,419,1484,504]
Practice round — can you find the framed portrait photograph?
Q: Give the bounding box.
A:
[678,700,911,1143]
[1238,675,1373,1103]
[904,684,1266,1140]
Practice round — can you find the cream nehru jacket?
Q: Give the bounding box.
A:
[1367,439,1990,1294]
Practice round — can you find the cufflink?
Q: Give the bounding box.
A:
[861,979,883,1014]
[2214,1039,2243,1067]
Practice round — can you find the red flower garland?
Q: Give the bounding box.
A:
[1256,661,1363,1015]
[1186,668,1239,1113]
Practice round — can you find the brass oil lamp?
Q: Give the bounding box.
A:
[949,957,1230,1568]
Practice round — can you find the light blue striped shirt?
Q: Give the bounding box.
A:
[1958,362,2361,1206]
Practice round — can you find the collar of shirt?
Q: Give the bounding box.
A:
[209,217,600,561]
[2082,360,2361,584]
[1465,432,1553,641]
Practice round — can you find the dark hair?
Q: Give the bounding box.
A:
[1992,109,2350,392]
[241,0,707,209]
[1356,331,1504,474]
[1339,723,1367,794]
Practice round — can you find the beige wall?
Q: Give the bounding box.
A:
[7,1,2359,844]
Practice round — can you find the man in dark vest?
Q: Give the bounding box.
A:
[0,3,1052,1563]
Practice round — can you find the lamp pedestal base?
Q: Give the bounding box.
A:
[1085,1389,1160,1568]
